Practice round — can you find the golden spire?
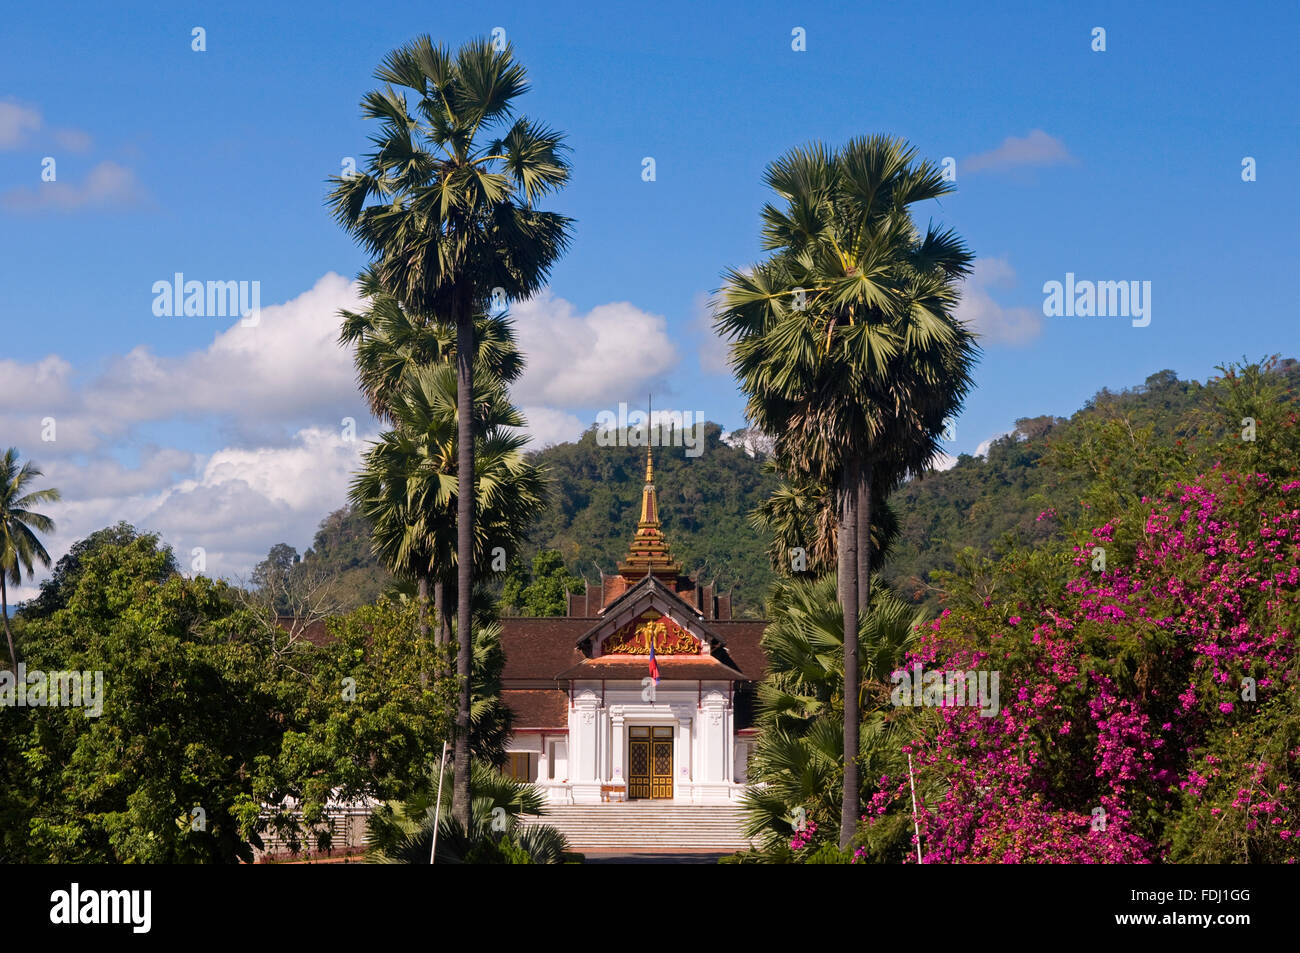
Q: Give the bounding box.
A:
[639,443,656,524]
[619,410,679,579]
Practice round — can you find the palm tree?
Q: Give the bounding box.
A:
[367,760,569,864]
[741,573,923,851]
[716,136,978,846]
[330,36,572,826]
[338,267,525,426]
[751,460,899,580]
[340,272,528,648]
[0,448,61,668]
[350,362,546,678]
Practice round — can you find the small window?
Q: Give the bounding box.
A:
[630,726,650,737]
[653,726,673,738]
[504,751,534,781]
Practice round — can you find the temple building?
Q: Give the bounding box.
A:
[499,447,767,804]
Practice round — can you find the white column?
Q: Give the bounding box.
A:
[701,694,727,783]
[723,709,733,783]
[575,695,599,781]
[678,715,692,801]
[611,713,626,787]
[599,707,609,782]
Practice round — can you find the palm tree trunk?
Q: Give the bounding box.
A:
[417,571,430,689]
[435,574,455,731]
[433,579,450,648]
[1,574,17,670]
[452,297,474,829]
[856,461,872,612]
[839,458,860,849]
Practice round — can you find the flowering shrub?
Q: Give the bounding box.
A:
[790,819,817,851]
[865,471,1300,862]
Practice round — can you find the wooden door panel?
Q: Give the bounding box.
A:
[629,740,650,799]
[651,740,673,799]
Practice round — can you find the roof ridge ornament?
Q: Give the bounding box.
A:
[616,395,681,580]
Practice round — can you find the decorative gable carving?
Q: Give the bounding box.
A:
[601,610,701,656]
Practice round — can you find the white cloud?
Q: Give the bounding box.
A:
[21,426,373,589]
[511,290,679,405]
[518,406,586,450]
[6,583,40,605]
[2,160,148,213]
[41,447,196,501]
[0,101,41,149]
[0,355,76,410]
[962,130,1075,175]
[955,257,1042,345]
[1,274,687,593]
[0,100,92,153]
[691,291,730,375]
[87,272,365,437]
[52,128,93,152]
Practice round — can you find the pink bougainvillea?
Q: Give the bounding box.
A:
[867,472,1300,862]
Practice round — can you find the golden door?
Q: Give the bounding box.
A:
[628,727,673,799]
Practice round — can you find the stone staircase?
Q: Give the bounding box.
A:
[517,802,756,854]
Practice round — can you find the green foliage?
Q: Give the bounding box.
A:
[741,573,922,849]
[6,532,278,862]
[22,524,145,623]
[366,761,569,864]
[1167,693,1300,863]
[882,358,1300,611]
[1,525,505,862]
[250,507,391,614]
[515,424,778,616]
[501,549,585,616]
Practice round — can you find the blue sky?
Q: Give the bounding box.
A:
[1,0,1297,591]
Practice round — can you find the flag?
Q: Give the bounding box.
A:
[648,639,660,684]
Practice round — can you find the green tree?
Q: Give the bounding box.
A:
[350,363,546,662]
[367,760,569,864]
[741,573,922,854]
[716,137,977,844]
[330,36,572,826]
[339,273,530,647]
[502,549,584,616]
[0,448,60,667]
[24,522,168,621]
[9,530,280,862]
[4,524,475,862]
[250,543,300,613]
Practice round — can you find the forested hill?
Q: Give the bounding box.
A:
[278,359,1299,617]
[881,360,1300,607]
[518,423,778,616]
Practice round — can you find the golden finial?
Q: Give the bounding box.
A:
[645,394,654,483]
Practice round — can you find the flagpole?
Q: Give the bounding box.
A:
[430,740,448,865]
[907,752,923,864]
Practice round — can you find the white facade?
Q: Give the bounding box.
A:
[506,680,752,804]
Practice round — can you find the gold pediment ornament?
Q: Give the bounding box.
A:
[602,613,700,656]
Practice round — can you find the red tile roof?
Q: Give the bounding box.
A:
[706,621,769,680]
[499,618,589,680]
[502,689,569,730]
[555,655,746,681]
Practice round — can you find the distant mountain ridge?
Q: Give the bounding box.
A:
[282,360,1300,616]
